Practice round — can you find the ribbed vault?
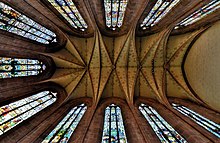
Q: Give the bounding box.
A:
[32,25,213,109]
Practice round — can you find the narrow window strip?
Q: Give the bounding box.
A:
[175,1,220,29]
[42,104,87,143]
[0,2,56,44]
[141,0,180,30]
[0,91,57,134]
[172,103,220,138]
[139,104,187,143]
[101,104,127,143]
[0,57,46,79]
[104,0,128,30]
[47,0,87,31]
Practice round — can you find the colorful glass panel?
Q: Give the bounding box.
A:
[102,104,127,143]
[141,0,180,30]
[0,57,46,79]
[47,0,88,31]
[104,0,128,30]
[0,2,56,44]
[139,103,187,143]
[42,104,87,143]
[175,0,220,29]
[0,91,57,135]
[172,103,220,138]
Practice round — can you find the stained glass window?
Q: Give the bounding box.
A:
[140,0,180,30]
[0,91,57,135]
[0,2,56,44]
[42,104,87,143]
[175,0,220,29]
[0,57,46,79]
[104,0,128,30]
[139,103,187,143]
[102,104,127,143]
[172,103,220,138]
[47,0,88,31]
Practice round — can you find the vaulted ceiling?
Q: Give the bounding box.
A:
[2,0,220,111]
[37,25,212,109]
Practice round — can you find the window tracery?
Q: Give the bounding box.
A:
[172,103,220,138]
[141,0,180,30]
[139,103,187,143]
[47,0,88,31]
[42,104,87,143]
[104,0,128,30]
[0,57,46,79]
[102,104,127,143]
[0,91,57,135]
[175,0,220,29]
[0,2,56,44]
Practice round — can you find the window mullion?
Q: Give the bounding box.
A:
[0,11,52,38]
[54,0,78,29]
[149,1,172,26]
[0,95,54,128]
[0,93,49,117]
[176,106,218,133]
[56,106,85,143]
[147,106,181,143]
[47,108,76,142]
[62,0,84,29]
[142,106,170,142]
[144,1,163,26]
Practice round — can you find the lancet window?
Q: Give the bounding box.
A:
[104,0,128,30]
[102,104,127,143]
[42,104,87,143]
[0,2,56,44]
[0,91,57,135]
[172,103,220,138]
[139,103,187,143]
[0,57,46,79]
[47,0,88,31]
[175,0,220,29]
[141,0,180,30]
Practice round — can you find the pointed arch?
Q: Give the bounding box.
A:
[0,57,46,79]
[101,103,127,143]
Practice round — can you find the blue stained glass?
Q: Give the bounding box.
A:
[0,2,56,44]
[139,103,187,143]
[175,0,220,29]
[102,104,127,143]
[141,0,180,30]
[0,91,57,135]
[47,0,87,31]
[42,104,87,143]
[0,57,46,79]
[104,0,128,30]
[172,103,220,138]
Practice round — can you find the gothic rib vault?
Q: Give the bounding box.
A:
[32,25,211,109]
